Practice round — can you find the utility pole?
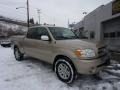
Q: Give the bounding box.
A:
[16,0,30,28]
[27,0,30,28]
[37,9,41,25]
[53,17,55,26]
[68,19,70,28]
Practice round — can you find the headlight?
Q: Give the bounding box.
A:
[74,49,96,58]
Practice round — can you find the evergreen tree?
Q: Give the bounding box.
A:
[29,18,34,24]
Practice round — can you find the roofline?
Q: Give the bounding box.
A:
[29,25,67,28]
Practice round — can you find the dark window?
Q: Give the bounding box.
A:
[73,28,88,39]
[90,31,95,39]
[117,32,120,37]
[104,33,109,38]
[110,32,116,38]
[112,0,120,15]
[27,28,36,39]
[27,27,49,40]
[35,27,49,40]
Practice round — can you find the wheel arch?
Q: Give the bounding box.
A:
[13,45,24,54]
[53,55,77,72]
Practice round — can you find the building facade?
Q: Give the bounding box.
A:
[74,0,120,52]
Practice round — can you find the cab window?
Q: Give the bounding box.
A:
[27,27,49,40]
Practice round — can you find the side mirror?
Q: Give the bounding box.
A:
[41,35,49,41]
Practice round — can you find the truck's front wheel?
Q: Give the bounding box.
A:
[14,47,24,61]
[54,58,76,84]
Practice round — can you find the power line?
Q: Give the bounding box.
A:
[0,3,24,10]
[0,1,25,5]
[0,9,26,20]
[0,4,16,10]
[5,0,25,3]
[0,1,39,13]
[0,0,38,25]
[0,3,20,10]
[0,4,26,14]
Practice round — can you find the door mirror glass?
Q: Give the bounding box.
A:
[41,35,49,41]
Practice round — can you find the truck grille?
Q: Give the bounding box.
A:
[98,46,110,66]
[98,46,107,58]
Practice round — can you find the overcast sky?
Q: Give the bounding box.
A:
[0,0,113,27]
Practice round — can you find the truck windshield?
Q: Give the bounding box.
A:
[49,27,78,40]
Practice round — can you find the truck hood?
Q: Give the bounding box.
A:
[55,39,97,49]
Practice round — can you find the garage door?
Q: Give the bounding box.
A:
[103,16,120,52]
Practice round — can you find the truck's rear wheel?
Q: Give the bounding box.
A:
[14,47,24,61]
[54,58,76,84]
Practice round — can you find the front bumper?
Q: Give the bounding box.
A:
[72,55,110,74]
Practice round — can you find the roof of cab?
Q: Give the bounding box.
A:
[29,25,55,28]
[29,25,66,29]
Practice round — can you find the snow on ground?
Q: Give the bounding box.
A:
[0,46,120,90]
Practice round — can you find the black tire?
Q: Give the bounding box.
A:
[54,57,76,84]
[14,47,24,61]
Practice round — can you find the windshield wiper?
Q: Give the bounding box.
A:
[56,36,78,40]
[68,36,78,39]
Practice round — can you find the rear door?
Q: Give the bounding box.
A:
[23,27,53,63]
[23,27,36,56]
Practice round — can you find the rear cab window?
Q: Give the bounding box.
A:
[27,27,49,40]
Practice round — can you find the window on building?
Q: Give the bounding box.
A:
[110,32,116,38]
[90,31,95,39]
[104,33,109,38]
[112,0,120,15]
[80,30,89,39]
[117,32,120,37]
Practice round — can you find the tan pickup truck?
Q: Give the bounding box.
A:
[11,25,110,83]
